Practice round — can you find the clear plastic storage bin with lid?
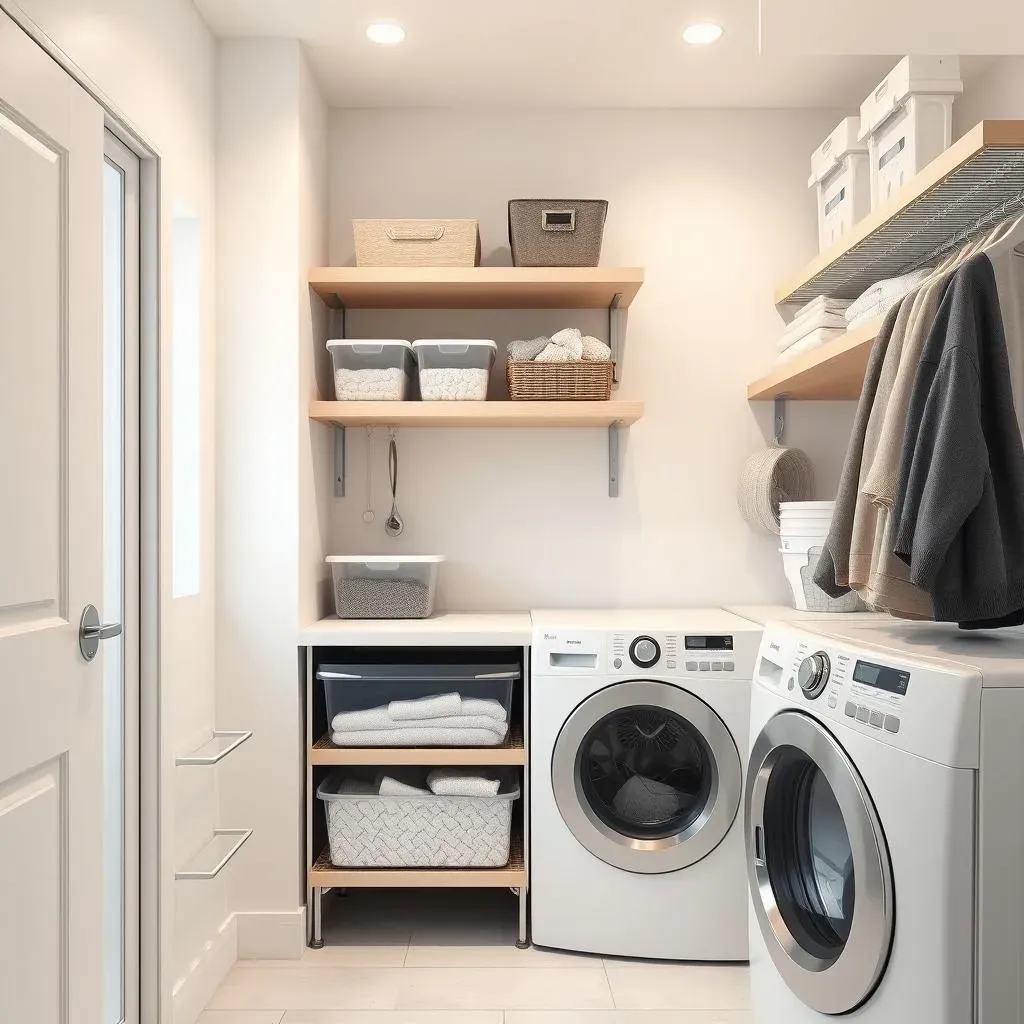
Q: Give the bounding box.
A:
[412,340,496,401]
[327,555,444,619]
[327,340,414,401]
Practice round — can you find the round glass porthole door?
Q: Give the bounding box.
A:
[552,680,742,874]
[746,712,894,1015]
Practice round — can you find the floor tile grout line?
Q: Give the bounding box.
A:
[602,956,619,1010]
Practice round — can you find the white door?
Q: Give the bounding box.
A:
[0,12,107,1024]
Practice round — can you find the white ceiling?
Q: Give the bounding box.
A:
[193,0,915,109]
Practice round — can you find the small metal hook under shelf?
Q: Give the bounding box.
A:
[773,396,786,446]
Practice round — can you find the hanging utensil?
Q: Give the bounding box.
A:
[385,430,404,537]
[362,427,375,524]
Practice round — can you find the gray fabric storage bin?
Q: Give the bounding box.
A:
[508,200,608,267]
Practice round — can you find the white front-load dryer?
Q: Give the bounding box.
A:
[530,609,762,960]
[746,619,1024,1023]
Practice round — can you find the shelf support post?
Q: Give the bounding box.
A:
[334,425,346,498]
[773,396,786,446]
[608,422,622,498]
[608,293,625,385]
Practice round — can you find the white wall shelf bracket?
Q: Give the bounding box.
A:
[608,422,622,497]
[608,293,626,384]
[176,730,252,766]
[175,828,253,880]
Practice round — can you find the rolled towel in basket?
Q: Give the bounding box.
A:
[331,726,507,747]
[549,327,584,359]
[507,336,550,361]
[581,335,612,361]
[388,693,462,721]
[427,769,501,797]
[535,342,573,362]
[379,775,430,796]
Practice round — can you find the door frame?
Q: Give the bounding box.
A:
[0,4,165,1022]
[745,710,895,1015]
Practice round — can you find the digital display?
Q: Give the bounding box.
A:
[853,660,910,696]
[685,635,734,651]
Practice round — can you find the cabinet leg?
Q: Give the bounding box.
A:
[310,887,324,949]
[516,885,529,949]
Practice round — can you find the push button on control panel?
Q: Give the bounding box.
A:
[724,661,734,671]
[711,662,723,672]
[856,706,870,723]
[699,661,711,672]
[884,715,901,734]
[845,701,857,718]
[869,710,884,729]
[827,696,838,709]
[686,661,698,672]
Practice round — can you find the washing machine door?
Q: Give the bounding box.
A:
[746,711,895,1016]
[551,680,742,874]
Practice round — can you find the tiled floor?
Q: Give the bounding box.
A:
[202,890,751,1024]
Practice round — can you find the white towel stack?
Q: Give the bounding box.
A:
[844,268,934,328]
[340,769,504,798]
[331,692,509,747]
[507,328,611,364]
[776,296,853,363]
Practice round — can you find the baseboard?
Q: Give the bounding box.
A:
[172,913,237,1024]
[236,906,306,960]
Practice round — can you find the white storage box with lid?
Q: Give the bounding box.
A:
[412,340,496,401]
[317,769,519,867]
[317,660,518,747]
[859,55,962,209]
[352,219,481,267]
[809,117,871,252]
[327,555,444,619]
[327,340,414,401]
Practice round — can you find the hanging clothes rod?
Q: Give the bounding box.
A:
[909,189,1024,271]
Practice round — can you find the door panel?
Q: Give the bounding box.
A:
[0,12,106,1024]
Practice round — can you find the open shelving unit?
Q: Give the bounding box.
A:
[754,120,1024,403]
[308,265,646,497]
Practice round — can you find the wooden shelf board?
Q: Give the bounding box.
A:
[309,266,643,310]
[309,399,644,428]
[309,827,525,889]
[747,318,882,401]
[310,726,526,766]
[775,120,1024,306]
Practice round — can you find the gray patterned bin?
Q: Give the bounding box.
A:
[317,771,519,868]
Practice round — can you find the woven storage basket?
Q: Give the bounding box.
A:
[318,771,519,868]
[508,200,608,267]
[353,219,480,267]
[506,360,614,401]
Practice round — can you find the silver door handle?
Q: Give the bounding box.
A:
[79,604,123,661]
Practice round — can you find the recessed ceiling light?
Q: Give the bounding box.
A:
[366,21,405,45]
[683,21,723,45]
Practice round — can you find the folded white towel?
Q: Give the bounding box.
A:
[549,327,584,359]
[581,335,612,361]
[507,336,550,361]
[330,705,393,732]
[388,693,462,721]
[791,295,853,320]
[336,777,378,796]
[845,268,933,325]
[775,327,845,364]
[331,727,506,747]
[333,713,507,736]
[777,311,850,352]
[427,769,501,797]
[461,697,508,722]
[535,342,572,362]
[379,775,430,796]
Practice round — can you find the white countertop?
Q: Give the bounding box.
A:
[724,604,893,626]
[300,613,533,648]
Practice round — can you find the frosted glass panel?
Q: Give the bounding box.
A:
[172,210,201,597]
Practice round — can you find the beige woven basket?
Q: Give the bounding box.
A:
[353,219,480,267]
[506,361,614,401]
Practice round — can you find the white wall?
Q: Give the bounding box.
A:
[955,56,1024,133]
[2,1,219,1021]
[327,108,855,611]
[216,38,330,962]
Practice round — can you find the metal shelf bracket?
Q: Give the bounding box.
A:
[334,425,346,497]
[608,293,626,385]
[773,396,787,446]
[609,422,622,497]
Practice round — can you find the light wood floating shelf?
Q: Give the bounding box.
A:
[776,120,1024,306]
[311,727,526,767]
[309,829,526,889]
[747,318,882,401]
[309,266,644,309]
[309,399,643,428]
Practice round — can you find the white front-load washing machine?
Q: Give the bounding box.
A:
[747,619,1024,1022]
[530,609,762,960]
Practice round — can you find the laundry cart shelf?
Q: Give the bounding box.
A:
[775,120,1024,306]
[746,318,882,400]
[309,826,527,890]
[310,724,526,766]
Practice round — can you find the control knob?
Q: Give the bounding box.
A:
[798,652,831,699]
[630,636,661,668]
